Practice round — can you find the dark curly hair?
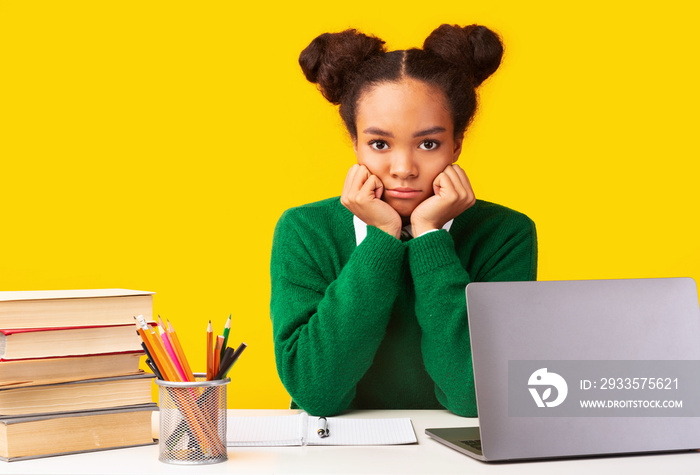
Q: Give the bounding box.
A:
[299,24,504,140]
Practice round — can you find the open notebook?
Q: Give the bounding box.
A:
[227,412,416,446]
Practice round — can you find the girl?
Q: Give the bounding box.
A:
[270,24,537,417]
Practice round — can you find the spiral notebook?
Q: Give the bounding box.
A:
[227,412,416,446]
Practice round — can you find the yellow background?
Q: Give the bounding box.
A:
[1,1,698,408]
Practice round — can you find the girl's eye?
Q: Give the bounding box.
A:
[419,140,440,151]
[369,140,389,151]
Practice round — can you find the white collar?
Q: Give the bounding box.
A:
[353,216,453,246]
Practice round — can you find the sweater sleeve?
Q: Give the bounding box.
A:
[270,210,406,416]
[407,217,537,416]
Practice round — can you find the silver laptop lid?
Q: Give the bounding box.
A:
[467,278,700,461]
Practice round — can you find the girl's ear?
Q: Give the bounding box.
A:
[452,135,464,162]
[352,137,359,155]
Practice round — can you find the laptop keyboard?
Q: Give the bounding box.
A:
[460,439,483,453]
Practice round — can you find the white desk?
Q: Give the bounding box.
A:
[3,409,700,474]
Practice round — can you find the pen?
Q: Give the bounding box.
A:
[144,358,162,380]
[134,316,168,379]
[317,417,329,438]
[140,341,163,380]
[214,347,235,380]
[220,342,247,379]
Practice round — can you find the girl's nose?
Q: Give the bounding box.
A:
[390,149,418,179]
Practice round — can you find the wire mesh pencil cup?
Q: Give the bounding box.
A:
[155,374,230,464]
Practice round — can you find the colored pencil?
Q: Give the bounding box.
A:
[134,316,167,378]
[206,321,214,380]
[157,315,187,380]
[159,324,187,381]
[221,315,231,360]
[214,335,224,377]
[167,320,195,382]
[134,316,222,455]
[147,321,181,382]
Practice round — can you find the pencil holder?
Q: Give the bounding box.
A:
[155,374,230,464]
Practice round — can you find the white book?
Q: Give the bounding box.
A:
[227,412,417,446]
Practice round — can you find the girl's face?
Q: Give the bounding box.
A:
[353,78,463,219]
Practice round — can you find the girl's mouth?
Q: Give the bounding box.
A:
[385,188,422,199]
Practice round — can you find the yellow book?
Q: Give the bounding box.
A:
[0,289,154,330]
[0,374,154,416]
[0,352,144,389]
[0,325,143,360]
[0,404,157,462]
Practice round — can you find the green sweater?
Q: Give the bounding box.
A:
[270,197,537,417]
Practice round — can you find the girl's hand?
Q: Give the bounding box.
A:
[341,164,402,239]
[411,164,476,237]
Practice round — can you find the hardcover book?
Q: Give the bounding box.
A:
[0,404,157,462]
[0,373,154,416]
[0,324,143,360]
[0,289,154,330]
[0,351,144,389]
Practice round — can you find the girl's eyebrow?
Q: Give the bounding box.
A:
[413,126,446,137]
[362,126,447,138]
[362,127,393,137]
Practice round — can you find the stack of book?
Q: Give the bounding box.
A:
[0,289,158,462]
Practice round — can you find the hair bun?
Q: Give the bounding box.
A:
[299,29,386,104]
[423,24,503,87]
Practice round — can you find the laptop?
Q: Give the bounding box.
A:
[426,278,700,461]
